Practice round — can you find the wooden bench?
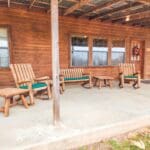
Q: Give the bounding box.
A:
[0,88,29,117]
[60,68,92,88]
[119,63,141,88]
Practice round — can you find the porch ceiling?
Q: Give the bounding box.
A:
[0,0,150,28]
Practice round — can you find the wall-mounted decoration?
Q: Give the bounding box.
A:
[131,40,142,62]
[131,45,141,61]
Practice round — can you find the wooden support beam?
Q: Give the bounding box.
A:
[64,0,92,15]
[79,0,125,18]
[136,0,150,5]
[66,0,78,2]
[112,10,150,21]
[132,18,150,25]
[125,11,150,22]
[29,0,37,9]
[133,21,150,27]
[93,3,141,20]
[51,0,61,125]
[8,0,10,7]
[131,19,150,26]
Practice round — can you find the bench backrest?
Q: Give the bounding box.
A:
[10,64,35,87]
[61,69,84,78]
[119,63,136,76]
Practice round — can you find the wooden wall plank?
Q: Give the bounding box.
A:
[0,7,149,86]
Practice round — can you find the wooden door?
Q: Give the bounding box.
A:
[130,40,145,78]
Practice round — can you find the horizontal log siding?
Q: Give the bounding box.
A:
[0,7,149,86]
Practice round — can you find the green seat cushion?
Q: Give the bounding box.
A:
[64,76,89,81]
[124,75,137,79]
[19,82,47,89]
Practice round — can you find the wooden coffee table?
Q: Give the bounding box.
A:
[0,88,30,117]
[93,76,114,89]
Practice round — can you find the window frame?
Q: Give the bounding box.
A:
[111,38,126,66]
[0,25,12,69]
[69,34,127,68]
[92,37,109,67]
[70,34,89,67]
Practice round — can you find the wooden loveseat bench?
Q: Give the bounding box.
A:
[60,68,92,89]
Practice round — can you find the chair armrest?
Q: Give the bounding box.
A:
[133,71,140,75]
[119,72,124,75]
[119,72,123,75]
[59,74,64,78]
[83,72,91,76]
[34,76,50,81]
[59,75,64,82]
[18,80,31,84]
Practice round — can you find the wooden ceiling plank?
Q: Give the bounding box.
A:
[125,11,150,22]
[64,0,92,16]
[93,3,142,20]
[79,0,125,18]
[136,0,150,5]
[133,21,150,27]
[37,1,49,5]
[29,0,37,9]
[111,9,150,21]
[130,18,150,25]
[65,0,78,2]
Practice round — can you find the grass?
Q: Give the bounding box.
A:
[73,127,150,150]
[108,128,150,150]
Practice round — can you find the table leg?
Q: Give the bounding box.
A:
[96,79,99,87]
[4,98,10,117]
[10,97,13,104]
[99,80,102,89]
[93,78,96,86]
[20,95,29,109]
[109,80,112,88]
[104,79,107,87]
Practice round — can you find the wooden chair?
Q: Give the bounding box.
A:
[119,63,141,88]
[60,68,92,89]
[10,64,51,104]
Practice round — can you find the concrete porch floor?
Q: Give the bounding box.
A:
[0,83,150,150]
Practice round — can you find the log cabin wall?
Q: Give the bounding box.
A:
[0,7,149,86]
[0,8,51,86]
[144,40,150,79]
[59,17,150,79]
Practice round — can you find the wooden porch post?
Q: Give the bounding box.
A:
[51,0,60,125]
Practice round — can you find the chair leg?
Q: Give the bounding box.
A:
[28,83,34,105]
[29,90,34,105]
[20,95,29,108]
[60,86,63,94]
[133,81,139,89]
[89,76,92,88]
[137,74,141,88]
[62,82,65,92]
[119,75,124,88]
[4,98,10,117]
[47,85,52,99]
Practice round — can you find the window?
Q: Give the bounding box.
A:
[92,38,108,66]
[0,28,9,67]
[71,36,89,67]
[111,40,125,65]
